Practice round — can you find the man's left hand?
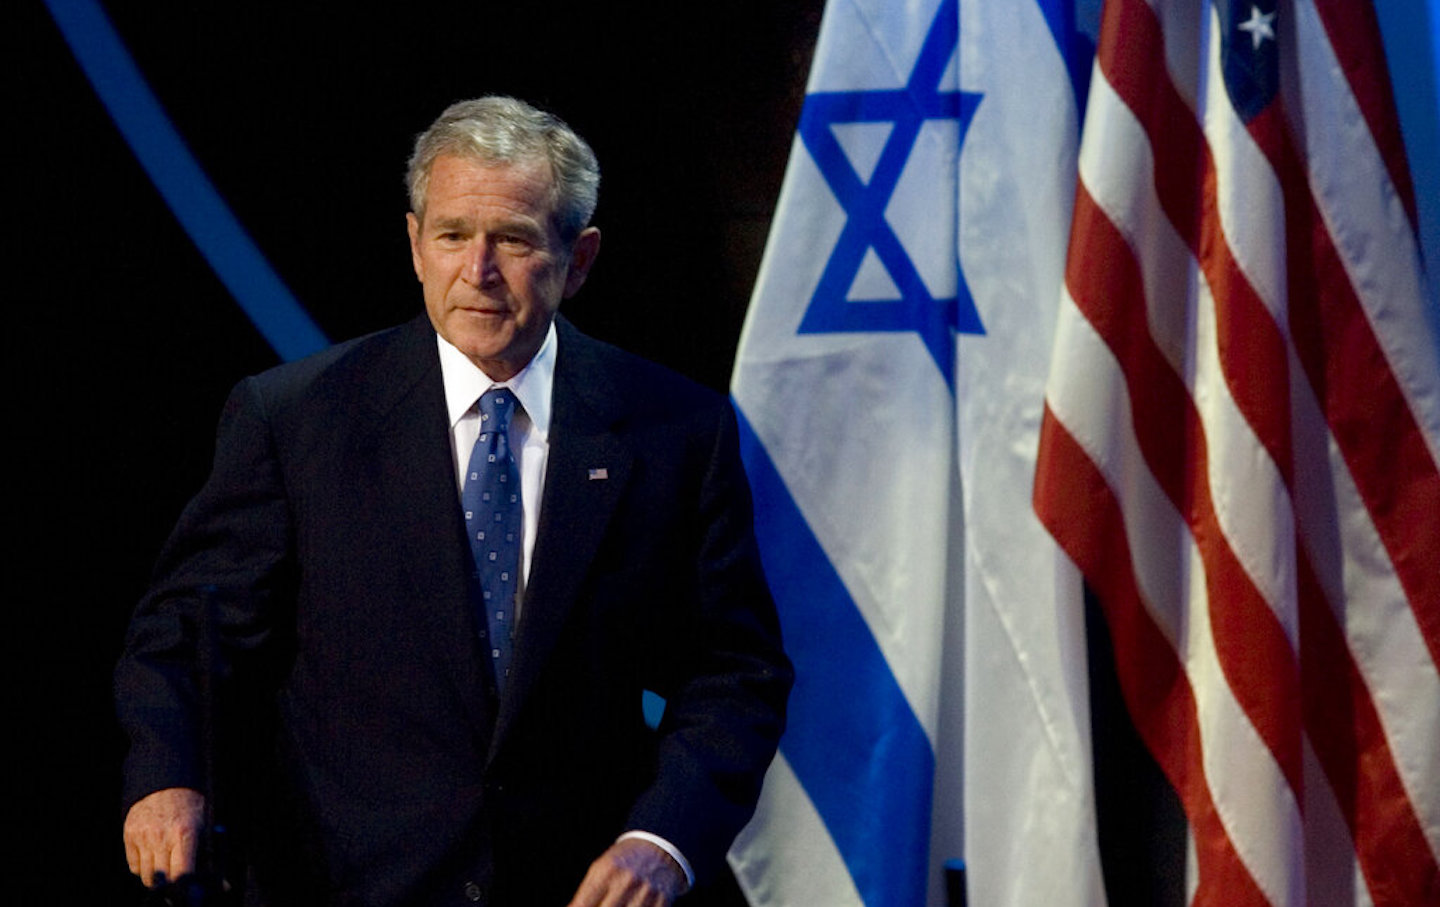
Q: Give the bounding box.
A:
[566,837,689,907]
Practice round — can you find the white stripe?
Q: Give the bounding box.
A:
[1046,293,1185,646]
[1078,57,1308,903]
[1047,291,1304,904]
[1192,266,1300,649]
[1199,9,1312,655]
[1202,7,1288,327]
[1288,0,1440,464]
[1084,29,1314,898]
[1075,76,1192,375]
[1180,525,1304,907]
[1080,73,1302,649]
[1300,738,1375,907]
[1289,361,1440,861]
[1056,2,1440,903]
[1076,17,1310,902]
[1185,829,1200,905]
[1138,0,1205,116]
[1285,0,1440,862]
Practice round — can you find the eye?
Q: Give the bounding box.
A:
[497,233,535,252]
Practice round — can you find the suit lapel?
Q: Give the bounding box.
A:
[355,316,496,736]
[489,319,635,759]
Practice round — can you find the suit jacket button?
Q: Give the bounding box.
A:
[463,880,483,902]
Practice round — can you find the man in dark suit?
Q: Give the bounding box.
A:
[117,96,791,906]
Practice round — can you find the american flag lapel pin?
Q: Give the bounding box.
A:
[588,467,609,481]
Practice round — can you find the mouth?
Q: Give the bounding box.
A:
[457,305,510,317]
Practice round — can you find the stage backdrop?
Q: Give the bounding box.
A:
[20,2,819,902]
[17,1,1437,905]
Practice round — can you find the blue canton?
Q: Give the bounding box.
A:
[1219,1,1279,122]
[796,0,983,385]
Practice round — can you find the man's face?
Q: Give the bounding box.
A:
[407,154,600,380]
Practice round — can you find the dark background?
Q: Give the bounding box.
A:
[18,2,821,900]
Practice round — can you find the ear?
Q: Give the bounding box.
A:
[563,227,601,298]
[406,212,425,282]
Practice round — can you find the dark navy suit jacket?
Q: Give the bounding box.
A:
[116,314,791,906]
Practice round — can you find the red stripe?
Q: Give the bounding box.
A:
[1220,0,1440,672]
[1097,3,1440,866]
[1308,0,1419,230]
[1100,0,1296,486]
[1229,20,1440,894]
[1073,142,1440,901]
[1034,406,1270,906]
[1265,126,1440,675]
[1051,4,1439,904]
[1066,179,1304,794]
[1225,16,1440,897]
[1297,560,1440,905]
[1104,0,1440,664]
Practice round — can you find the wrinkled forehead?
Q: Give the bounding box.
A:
[429,151,559,218]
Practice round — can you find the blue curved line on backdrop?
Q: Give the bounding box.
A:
[45,0,330,362]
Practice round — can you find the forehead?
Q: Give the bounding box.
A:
[423,154,558,226]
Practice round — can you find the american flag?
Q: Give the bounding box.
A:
[1033,0,1440,904]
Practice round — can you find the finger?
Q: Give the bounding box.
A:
[169,830,197,880]
[596,877,630,907]
[566,871,599,907]
[138,845,155,888]
[571,864,664,907]
[606,884,666,907]
[153,840,173,888]
[588,876,630,907]
[567,860,615,907]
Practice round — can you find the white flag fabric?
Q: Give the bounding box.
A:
[1034,1,1440,904]
[954,0,1109,904]
[729,0,1104,903]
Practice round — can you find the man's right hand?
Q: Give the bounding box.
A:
[123,787,205,887]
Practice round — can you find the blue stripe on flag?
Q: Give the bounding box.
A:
[45,0,330,362]
[736,404,936,907]
[1031,0,1096,117]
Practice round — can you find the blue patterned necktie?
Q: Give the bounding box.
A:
[462,388,523,693]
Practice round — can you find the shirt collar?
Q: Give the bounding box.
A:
[436,321,555,436]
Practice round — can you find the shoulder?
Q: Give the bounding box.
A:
[240,314,436,414]
[250,314,432,393]
[554,316,725,423]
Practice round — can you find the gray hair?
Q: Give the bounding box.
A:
[406,96,600,242]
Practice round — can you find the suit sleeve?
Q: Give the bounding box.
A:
[622,401,793,886]
[114,376,295,811]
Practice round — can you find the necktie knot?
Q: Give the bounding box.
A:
[479,388,516,434]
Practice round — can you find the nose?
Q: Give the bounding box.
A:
[461,237,500,288]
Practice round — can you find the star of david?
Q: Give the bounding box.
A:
[796,0,983,385]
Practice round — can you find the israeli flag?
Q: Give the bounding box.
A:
[729,1,1104,904]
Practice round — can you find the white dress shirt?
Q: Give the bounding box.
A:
[438,325,555,619]
[434,323,695,889]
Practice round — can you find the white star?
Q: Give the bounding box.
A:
[1238,6,1276,51]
